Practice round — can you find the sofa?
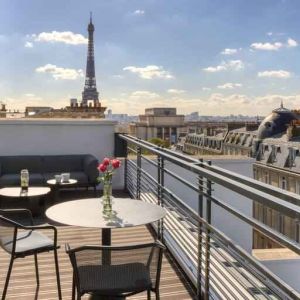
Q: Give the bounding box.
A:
[0,154,99,188]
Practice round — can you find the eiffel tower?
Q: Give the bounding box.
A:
[82,13,100,107]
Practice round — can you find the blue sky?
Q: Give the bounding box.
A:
[1,0,300,115]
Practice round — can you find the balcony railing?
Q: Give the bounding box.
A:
[118,134,300,300]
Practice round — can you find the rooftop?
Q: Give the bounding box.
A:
[0,121,300,299]
[0,191,194,300]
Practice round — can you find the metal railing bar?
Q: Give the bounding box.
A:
[208,243,271,300]
[139,169,300,299]
[120,134,300,219]
[122,135,300,299]
[200,161,300,207]
[211,233,293,300]
[209,195,300,254]
[201,222,300,299]
[122,134,198,163]
[162,165,209,192]
[163,215,198,239]
[140,183,159,200]
[127,146,137,154]
[162,193,200,227]
[140,172,158,188]
[206,271,234,300]
[163,219,198,261]
[207,259,251,300]
[140,154,159,168]
[163,232,198,284]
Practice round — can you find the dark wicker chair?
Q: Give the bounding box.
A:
[66,241,165,300]
[0,209,62,300]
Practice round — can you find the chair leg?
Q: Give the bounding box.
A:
[72,273,76,300]
[76,291,81,300]
[53,248,62,300]
[34,253,39,286]
[155,289,160,300]
[2,256,14,300]
[147,289,151,299]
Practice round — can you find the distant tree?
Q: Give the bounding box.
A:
[148,138,170,148]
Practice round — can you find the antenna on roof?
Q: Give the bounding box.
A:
[90,11,92,23]
[280,100,284,109]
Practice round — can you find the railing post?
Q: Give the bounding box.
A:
[160,156,165,242]
[205,160,212,300]
[197,158,203,299]
[157,153,165,240]
[136,146,141,200]
[124,141,128,193]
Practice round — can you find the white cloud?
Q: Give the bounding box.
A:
[287,38,298,47]
[112,74,124,79]
[133,9,145,15]
[251,42,283,51]
[35,64,84,80]
[202,87,211,91]
[123,65,174,79]
[33,31,87,45]
[75,92,300,115]
[251,38,298,50]
[203,65,226,72]
[217,83,242,89]
[221,48,238,55]
[24,41,33,48]
[167,89,185,94]
[130,91,160,99]
[24,93,35,97]
[267,32,273,36]
[203,60,244,72]
[257,70,291,78]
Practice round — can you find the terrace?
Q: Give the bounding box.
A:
[1,119,300,299]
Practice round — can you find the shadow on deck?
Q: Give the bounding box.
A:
[0,189,195,299]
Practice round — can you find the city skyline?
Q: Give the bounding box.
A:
[1,0,300,115]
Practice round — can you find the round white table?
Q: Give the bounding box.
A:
[47,179,77,203]
[0,187,51,215]
[46,198,166,245]
[46,198,166,300]
[0,187,50,197]
[47,179,77,186]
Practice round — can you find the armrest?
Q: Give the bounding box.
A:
[0,208,34,226]
[20,224,58,246]
[83,155,99,184]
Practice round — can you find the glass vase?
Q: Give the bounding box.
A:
[102,181,112,216]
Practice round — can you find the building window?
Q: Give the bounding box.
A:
[281,176,287,190]
[264,172,269,184]
[157,127,162,139]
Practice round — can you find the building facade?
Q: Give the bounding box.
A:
[130,108,185,143]
[252,105,300,249]
[180,122,259,156]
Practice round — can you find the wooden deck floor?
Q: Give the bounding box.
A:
[0,192,195,300]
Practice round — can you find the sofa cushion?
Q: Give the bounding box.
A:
[0,173,44,187]
[0,174,19,186]
[42,156,83,173]
[0,156,42,174]
[69,172,89,185]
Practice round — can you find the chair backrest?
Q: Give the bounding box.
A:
[66,242,165,292]
[0,214,18,253]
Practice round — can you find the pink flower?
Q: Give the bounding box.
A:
[111,159,121,169]
[102,157,110,166]
[98,163,107,172]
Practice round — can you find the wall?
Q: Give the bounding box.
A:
[0,119,124,189]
